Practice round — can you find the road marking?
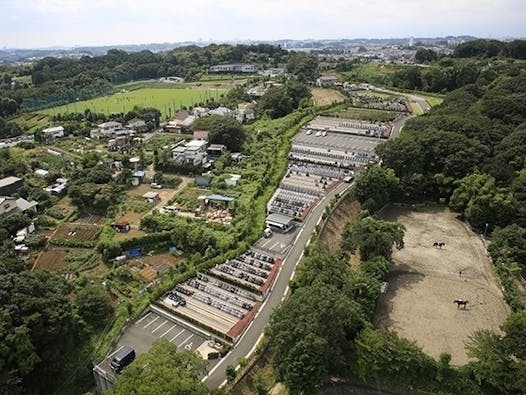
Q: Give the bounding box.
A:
[136,312,151,324]
[108,345,124,359]
[143,315,159,329]
[270,241,280,250]
[169,329,185,342]
[261,238,272,247]
[159,324,176,338]
[151,320,167,334]
[178,334,193,347]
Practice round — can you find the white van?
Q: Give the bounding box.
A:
[263,227,273,238]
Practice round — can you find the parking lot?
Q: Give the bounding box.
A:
[96,310,218,378]
[254,228,298,256]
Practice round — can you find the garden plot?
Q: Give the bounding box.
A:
[51,223,101,242]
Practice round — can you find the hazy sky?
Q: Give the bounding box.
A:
[1,0,525,48]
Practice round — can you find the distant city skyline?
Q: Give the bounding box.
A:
[1,0,525,48]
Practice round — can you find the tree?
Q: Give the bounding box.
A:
[466,312,526,395]
[0,259,78,393]
[74,284,113,327]
[191,115,246,151]
[450,171,516,231]
[415,48,438,63]
[342,216,405,261]
[286,52,319,83]
[351,165,400,212]
[114,339,207,395]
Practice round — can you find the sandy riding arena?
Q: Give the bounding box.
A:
[374,205,510,365]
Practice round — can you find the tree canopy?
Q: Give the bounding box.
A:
[113,339,208,395]
[191,115,246,151]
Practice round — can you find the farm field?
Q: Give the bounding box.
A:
[39,87,226,118]
[337,107,399,122]
[311,88,346,106]
[375,206,510,365]
[51,223,101,241]
[32,248,69,270]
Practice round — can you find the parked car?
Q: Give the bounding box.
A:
[110,347,135,373]
[150,182,162,189]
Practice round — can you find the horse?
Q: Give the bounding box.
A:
[454,299,469,309]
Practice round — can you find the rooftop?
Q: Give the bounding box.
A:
[0,176,22,188]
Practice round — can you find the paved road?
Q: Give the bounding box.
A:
[203,181,351,389]
[374,87,431,114]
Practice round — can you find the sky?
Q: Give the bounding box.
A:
[1,0,525,48]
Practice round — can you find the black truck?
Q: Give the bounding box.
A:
[110,346,136,373]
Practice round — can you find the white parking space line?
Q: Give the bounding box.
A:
[108,345,124,359]
[270,242,280,250]
[169,329,185,343]
[136,312,151,324]
[143,315,159,329]
[179,334,193,348]
[260,239,272,247]
[159,324,176,338]
[151,320,167,334]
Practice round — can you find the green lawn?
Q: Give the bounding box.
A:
[337,107,399,122]
[39,87,226,118]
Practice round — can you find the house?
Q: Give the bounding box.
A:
[0,176,23,196]
[209,64,257,73]
[207,144,227,159]
[44,178,68,195]
[34,169,49,178]
[0,196,38,217]
[209,107,232,117]
[225,174,241,187]
[90,121,124,139]
[316,76,338,87]
[172,139,208,166]
[126,118,148,132]
[142,191,161,204]
[192,107,210,118]
[131,170,145,186]
[42,126,65,142]
[111,221,130,232]
[193,130,209,141]
[235,102,256,123]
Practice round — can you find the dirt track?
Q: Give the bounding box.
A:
[375,205,510,365]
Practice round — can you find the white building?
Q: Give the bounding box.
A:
[172,139,208,166]
[42,126,65,141]
[0,196,38,217]
[316,76,338,87]
[209,64,257,73]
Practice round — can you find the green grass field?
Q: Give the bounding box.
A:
[338,107,399,122]
[40,87,226,118]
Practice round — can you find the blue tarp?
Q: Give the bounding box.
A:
[169,246,178,252]
[128,248,141,257]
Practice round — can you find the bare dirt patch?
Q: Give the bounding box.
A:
[33,248,68,270]
[311,88,346,106]
[319,194,361,253]
[375,205,510,365]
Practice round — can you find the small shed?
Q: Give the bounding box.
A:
[142,191,161,204]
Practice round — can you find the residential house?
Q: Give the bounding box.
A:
[126,118,148,132]
[316,76,338,87]
[192,107,210,118]
[42,126,65,143]
[34,169,49,178]
[0,196,38,217]
[209,64,257,73]
[207,144,226,159]
[235,102,256,123]
[193,130,209,141]
[44,178,68,195]
[172,139,208,166]
[90,121,124,139]
[209,106,232,117]
[0,176,23,196]
[142,191,161,205]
